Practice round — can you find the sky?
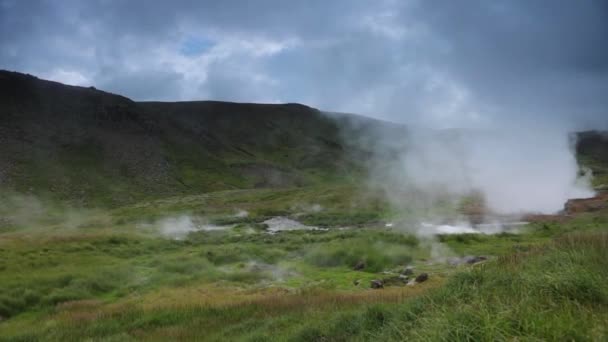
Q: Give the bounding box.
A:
[1,0,607,129]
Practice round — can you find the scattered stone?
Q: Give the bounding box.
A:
[398,274,409,281]
[353,260,366,271]
[415,273,429,283]
[402,266,414,276]
[370,279,384,289]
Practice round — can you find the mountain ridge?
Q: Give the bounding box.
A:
[1,70,607,207]
[0,70,374,206]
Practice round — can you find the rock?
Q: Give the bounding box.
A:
[353,279,361,286]
[475,256,487,263]
[398,274,409,281]
[462,255,487,264]
[415,273,428,283]
[353,260,366,271]
[402,266,414,276]
[564,192,608,214]
[370,279,384,289]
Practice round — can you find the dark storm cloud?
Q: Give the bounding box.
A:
[1,0,606,128]
[402,1,608,128]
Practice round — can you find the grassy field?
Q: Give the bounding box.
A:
[1,184,607,341]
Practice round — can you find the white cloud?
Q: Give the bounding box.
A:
[41,68,91,86]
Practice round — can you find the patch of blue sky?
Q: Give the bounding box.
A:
[179,36,215,56]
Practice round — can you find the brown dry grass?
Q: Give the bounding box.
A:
[53,278,444,326]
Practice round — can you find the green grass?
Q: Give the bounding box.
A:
[1,184,608,341]
[3,231,605,341]
[300,232,608,341]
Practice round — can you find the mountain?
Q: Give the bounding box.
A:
[1,70,605,207]
[0,71,399,206]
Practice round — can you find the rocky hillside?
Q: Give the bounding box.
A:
[576,131,608,189]
[0,71,390,206]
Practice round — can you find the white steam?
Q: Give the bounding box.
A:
[418,221,528,236]
[158,215,232,239]
[371,126,594,217]
[234,209,249,218]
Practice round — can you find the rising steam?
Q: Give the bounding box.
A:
[335,113,595,235]
[377,127,593,215]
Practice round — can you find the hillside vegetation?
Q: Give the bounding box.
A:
[576,130,608,189]
[0,71,385,207]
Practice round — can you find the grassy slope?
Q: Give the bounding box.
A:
[0,71,372,207]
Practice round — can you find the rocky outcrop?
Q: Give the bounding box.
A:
[414,273,429,283]
[370,280,384,289]
[564,192,608,214]
[402,266,414,276]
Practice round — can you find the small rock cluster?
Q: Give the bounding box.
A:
[358,265,429,290]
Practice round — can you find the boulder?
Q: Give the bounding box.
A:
[468,256,487,264]
[370,279,384,289]
[402,266,414,276]
[415,273,429,283]
[462,255,487,264]
[353,260,366,271]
